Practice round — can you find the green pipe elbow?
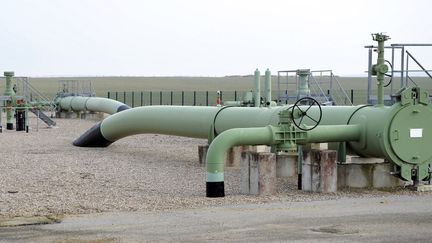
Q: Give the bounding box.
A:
[206,126,275,197]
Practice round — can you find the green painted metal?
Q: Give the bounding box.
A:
[371,33,390,106]
[100,106,220,141]
[264,69,272,105]
[206,123,362,184]
[57,96,127,114]
[206,126,275,183]
[3,71,16,128]
[297,69,310,98]
[254,69,260,107]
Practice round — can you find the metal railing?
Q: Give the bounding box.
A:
[277,70,353,105]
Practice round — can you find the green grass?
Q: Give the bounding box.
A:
[1,76,432,106]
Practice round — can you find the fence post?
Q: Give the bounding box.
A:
[220,91,223,102]
[150,91,153,106]
[132,92,135,108]
[350,89,354,104]
[170,91,173,105]
[123,91,126,104]
[182,91,184,106]
[141,91,143,106]
[107,91,110,99]
[193,91,196,106]
[206,91,209,106]
[234,90,237,101]
[115,91,118,101]
[159,91,162,105]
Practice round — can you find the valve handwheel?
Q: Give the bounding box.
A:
[291,97,322,131]
[383,60,393,87]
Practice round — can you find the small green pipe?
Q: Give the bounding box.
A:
[297,69,310,98]
[254,69,261,107]
[4,71,16,129]
[206,126,275,197]
[264,69,271,105]
[205,124,362,197]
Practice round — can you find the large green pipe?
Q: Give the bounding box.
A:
[73,105,361,147]
[58,96,130,115]
[3,71,16,130]
[73,97,432,180]
[206,124,362,197]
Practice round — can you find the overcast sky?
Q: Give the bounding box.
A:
[0,0,431,77]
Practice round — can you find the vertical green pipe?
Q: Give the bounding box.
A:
[297,69,310,98]
[206,126,275,197]
[377,38,385,106]
[265,69,271,105]
[254,69,261,107]
[4,71,15,130]
[373,33,389,106]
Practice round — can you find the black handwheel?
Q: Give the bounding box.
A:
[383,60,393,87]
[291,97,322,131]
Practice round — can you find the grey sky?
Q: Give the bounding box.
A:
[0,0,431,77]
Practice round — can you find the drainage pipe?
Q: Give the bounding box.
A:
[206,124,362,197]
[57,96,130,115]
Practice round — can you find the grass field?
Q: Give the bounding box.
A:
[1,75,432,106]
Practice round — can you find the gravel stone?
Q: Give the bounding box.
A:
[0,114,429,217]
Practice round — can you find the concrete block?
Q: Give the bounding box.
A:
[302,149,337,193]
[225,146,252,167]
[414,185,432,192]
[301,151,312,192]
[241,152,276,195]
[338,162,404,189]
[346,156,384,164]
[276,152,298,178]
[311,143,328,150]
[199,145,252,167]
[198,145,208,165]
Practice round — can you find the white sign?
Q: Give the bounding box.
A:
[410,128,423,138]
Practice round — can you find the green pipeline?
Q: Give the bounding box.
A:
[73,105,361,147]
[57,96,130,115]
[205,124,362,197]
[73,101,432,180]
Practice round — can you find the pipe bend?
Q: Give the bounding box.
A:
[205,126,274,197]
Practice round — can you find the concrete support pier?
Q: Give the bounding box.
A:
[338,157,405,189]
[198,145,269,167]
[276,152,298,178]
[302,149,337,193]
[240,151,276,195]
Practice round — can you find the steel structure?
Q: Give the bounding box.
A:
[73,33,432,197]
[365,42,432,104]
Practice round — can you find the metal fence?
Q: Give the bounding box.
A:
[105,89,378,107]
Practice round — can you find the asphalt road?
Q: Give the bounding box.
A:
[1,194,432,242]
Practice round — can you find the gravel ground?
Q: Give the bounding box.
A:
[0,113,430,218]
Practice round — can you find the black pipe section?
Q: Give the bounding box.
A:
[206,182,225,197]
[73,121,112,147]
[116,105,131,113]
